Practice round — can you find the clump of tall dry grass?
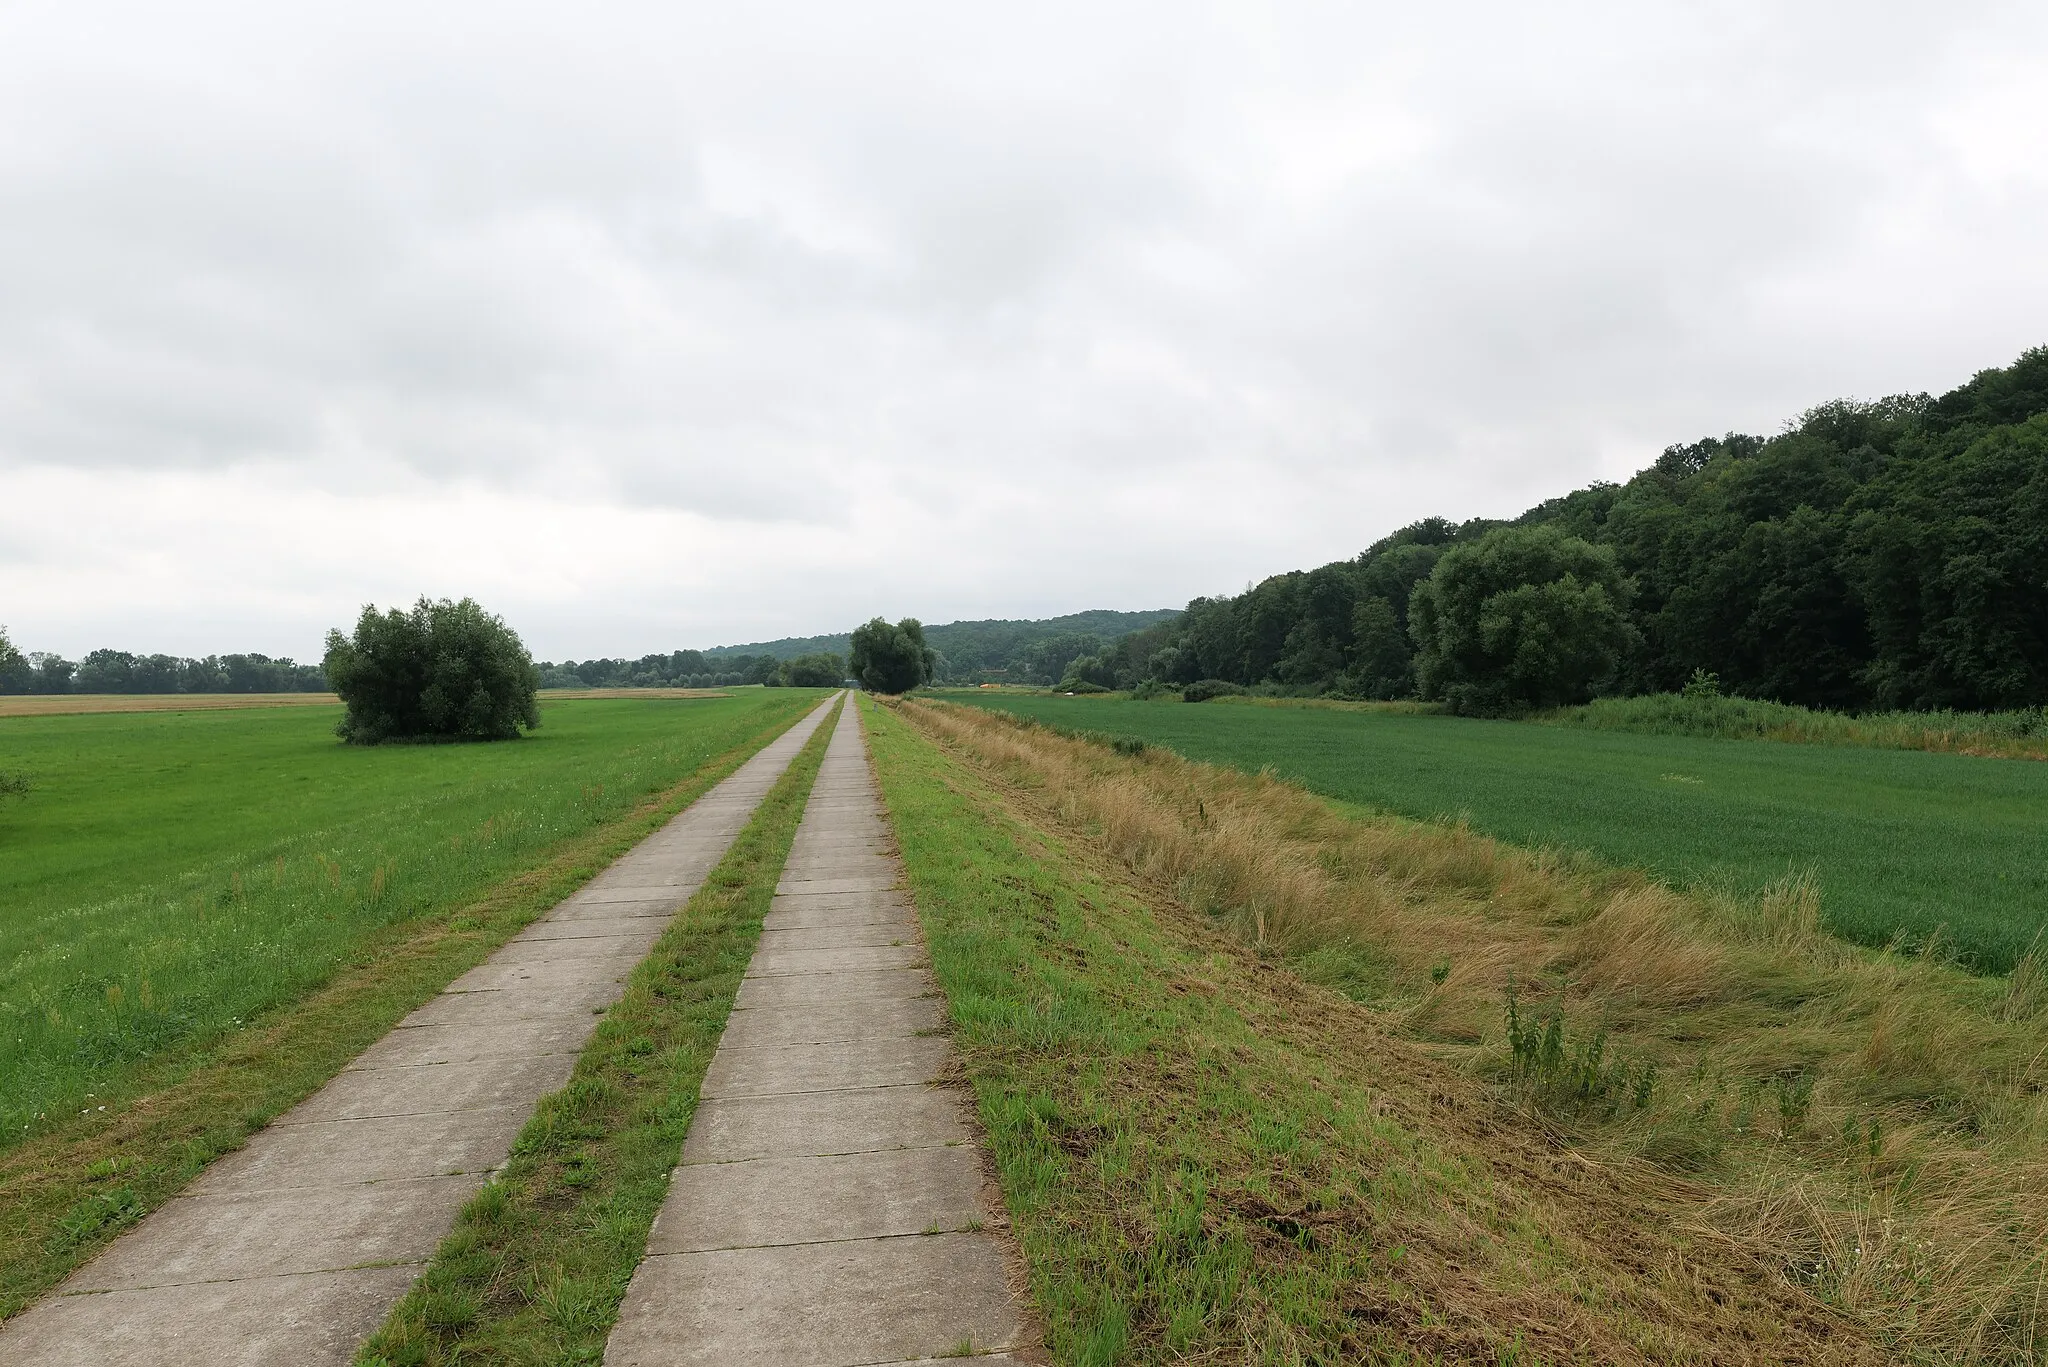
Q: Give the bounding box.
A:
[900,697,2048,1364]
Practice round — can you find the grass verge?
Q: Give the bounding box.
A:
[891,696,2048,1363]
[355,695,840,1366]
[863,694,1881,1364]
[0,701,823,1322]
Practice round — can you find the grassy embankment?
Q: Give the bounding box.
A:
[866,695,1885,1364]
[883,695,2048,1363]
[947,691,2048,973]
[357,695,841,1367]
[0,691,825,1318]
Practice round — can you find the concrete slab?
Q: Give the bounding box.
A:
[759,897,913,931]
[400,979,623,1025]
[605,1235,1021,1367]
[189,1104,531,1195]
[0,1266,423,1367]
[756,921,918,950]
[516,914,676,941]
[765,887,911,916]
[568,886,691,907]
[349,1016,593,1069]
[731,966,933,1008]
[68,1175,477,1291]
[681,1086,967,1163]
[550,896,680,921]
[290,1052,579,1123]
[490,933,657,964]
[648,1145,984,1253]
[447,955,644,994]
[775,874,900,895]
[720,995,945,1049]
[747,944,925,976]
[702,1035,951,1098]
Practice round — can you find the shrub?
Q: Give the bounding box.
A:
[1182,679,1247,703]
[1130,679,1173,700]
[0,770,29,802]
[323,597,541,745]
[850,618,937,694]
[1504,984,1656,1120]
[1062,681,1110,695]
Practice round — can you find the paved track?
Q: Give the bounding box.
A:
[0,696,840,1366]
[605,699,1027,1366]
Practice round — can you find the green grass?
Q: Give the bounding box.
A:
[0,693,825,1146]
[1542,690,2048,759]
[941,692,2048,973]
[863,695,1852,1364]
[357,696,840,1367]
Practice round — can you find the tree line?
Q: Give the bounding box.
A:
[0,630,327,694]
[1065,346,2048,714]
[535,649,846,690]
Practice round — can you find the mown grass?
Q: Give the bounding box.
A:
[945,691,2048,973]
[0,694,824,1320]
[1542,691,2048,760]
[0,693,824,1145]
[900,697,2048,1363]
[864,695,1881,1365]
[356,695,840,1367]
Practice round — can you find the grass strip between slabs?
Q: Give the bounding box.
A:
[859,694,1874,1366]
[356,694,840,1367]
[0,700,820,1322]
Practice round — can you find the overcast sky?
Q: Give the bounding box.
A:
[3,2,2045,660]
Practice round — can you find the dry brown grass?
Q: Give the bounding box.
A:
[902,696,2048,1364]
[0,692,339,717]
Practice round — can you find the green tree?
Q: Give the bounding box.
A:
[776,652,847,687]
[1410,526,1635,715]
[0,627,31,694]
[849,617,936,693]
[323,597,541,744]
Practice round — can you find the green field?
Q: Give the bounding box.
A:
[947,693,2048,972]
[0,692,819,1142]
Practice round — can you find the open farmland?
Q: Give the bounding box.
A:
[948,692,2048,971]
[0,692,819,1145]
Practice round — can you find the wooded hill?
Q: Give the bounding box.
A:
[1070,347,2048,713]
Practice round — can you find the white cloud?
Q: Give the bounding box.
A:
[2,0,2045,658]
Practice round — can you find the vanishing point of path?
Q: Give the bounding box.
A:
[0,696,840,1366]
[604,699,1028,1364]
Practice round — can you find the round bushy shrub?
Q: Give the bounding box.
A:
[323,597,541,744]
[1182,679,1247,703]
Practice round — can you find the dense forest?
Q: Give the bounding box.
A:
[0,630,327,694]
[1067,347,2048,713]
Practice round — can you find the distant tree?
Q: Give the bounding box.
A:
[849,618,937,693]
[1409,526,1635,715]
[0,627,31,694]
[323,597,541,744]
[776,652,847,687]
[28,653,74,694]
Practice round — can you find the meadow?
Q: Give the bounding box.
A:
[945,692,2048,971]
[0,692,817,1145]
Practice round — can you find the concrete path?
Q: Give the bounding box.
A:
[605,699,1027,1367]
[0,696,842,1367]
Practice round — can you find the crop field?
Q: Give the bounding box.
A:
[0,692,819,1144]
[946,692,2048,972]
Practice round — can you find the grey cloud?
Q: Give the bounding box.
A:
[1,1,2045,657]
